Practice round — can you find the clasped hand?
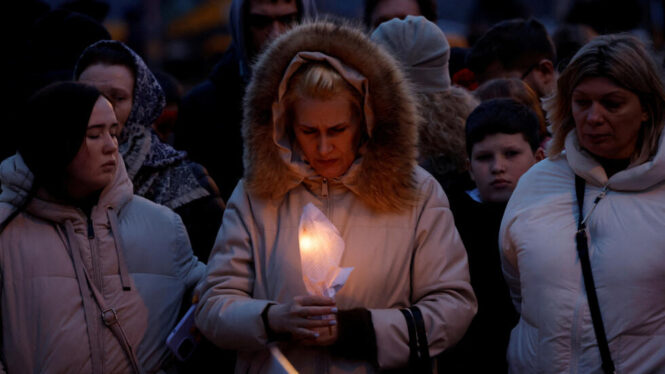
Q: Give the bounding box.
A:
[267,295,338,346]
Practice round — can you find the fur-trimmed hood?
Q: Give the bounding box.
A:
[242,19,420,213]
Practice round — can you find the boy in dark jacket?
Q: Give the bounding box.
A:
[440,98,543,373]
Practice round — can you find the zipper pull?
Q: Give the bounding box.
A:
[594,184,609,204]
[321,179,329,197]
[87,217,95,239]
[583,184,610,226]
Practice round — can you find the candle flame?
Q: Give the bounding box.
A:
[299,232,319,254]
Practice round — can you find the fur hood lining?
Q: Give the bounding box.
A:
[243,20,420,213]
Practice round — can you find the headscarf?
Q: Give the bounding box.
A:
[371,15,451,92]
[270,51,375,177]
[76,40,209,209]
[243,20,420,212]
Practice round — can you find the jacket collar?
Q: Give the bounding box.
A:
[0,153,134,225]
[565,130,665,191]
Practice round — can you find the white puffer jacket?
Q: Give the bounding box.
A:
[500,131,665,373]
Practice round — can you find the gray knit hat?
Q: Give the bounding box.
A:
[371,15,451,92]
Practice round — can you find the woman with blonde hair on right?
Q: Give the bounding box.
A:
[500,34,665,373]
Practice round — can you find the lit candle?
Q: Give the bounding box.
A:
[298,203,352,298]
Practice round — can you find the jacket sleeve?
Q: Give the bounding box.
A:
[369,176,477,369]
[194,184,272,350]
[499,192,522,315]
[171,211,206,293]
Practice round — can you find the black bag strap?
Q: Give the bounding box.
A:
[400,306,432,373]
[409,306,432,372]
[575,175,616,374]
[399,308,420,369]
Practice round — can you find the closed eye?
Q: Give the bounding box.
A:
[110,123,119,138]
[298,127,317,135]
[329,126,347,134]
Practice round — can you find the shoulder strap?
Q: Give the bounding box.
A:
[575,175,585,228]
[64,221,145,374]
[574,175,615,374]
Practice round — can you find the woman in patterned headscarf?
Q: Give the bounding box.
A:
[75,40,224,260]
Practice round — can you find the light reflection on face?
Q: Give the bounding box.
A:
[292,93,363,179]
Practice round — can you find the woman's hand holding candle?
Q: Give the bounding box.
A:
[305,322,339,346]
[267,295,338,341]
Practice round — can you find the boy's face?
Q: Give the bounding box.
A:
[469,133,543,203]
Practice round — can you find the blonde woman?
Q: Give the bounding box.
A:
[195,20,476,373]
[500,34,665,373]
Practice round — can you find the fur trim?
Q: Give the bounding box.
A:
[243,19,420,213]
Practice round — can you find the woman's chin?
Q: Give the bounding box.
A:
[314,165,343,179]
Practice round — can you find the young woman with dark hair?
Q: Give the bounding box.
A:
[0,81,204,373]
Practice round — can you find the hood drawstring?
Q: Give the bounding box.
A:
[57,222,104,374]
[61,219,144,374]
[107,207,132,291]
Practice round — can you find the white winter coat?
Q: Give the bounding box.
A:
[500,131,665,373]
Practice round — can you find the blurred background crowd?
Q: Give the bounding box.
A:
[12,0,665,91]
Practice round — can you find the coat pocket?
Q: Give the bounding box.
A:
[507,318,539,374]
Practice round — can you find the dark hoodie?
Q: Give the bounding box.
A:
[175,0,317,201]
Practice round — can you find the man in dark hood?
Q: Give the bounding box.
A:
[175,0,317,201]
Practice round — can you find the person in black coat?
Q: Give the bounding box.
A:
[174,0,317,201]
